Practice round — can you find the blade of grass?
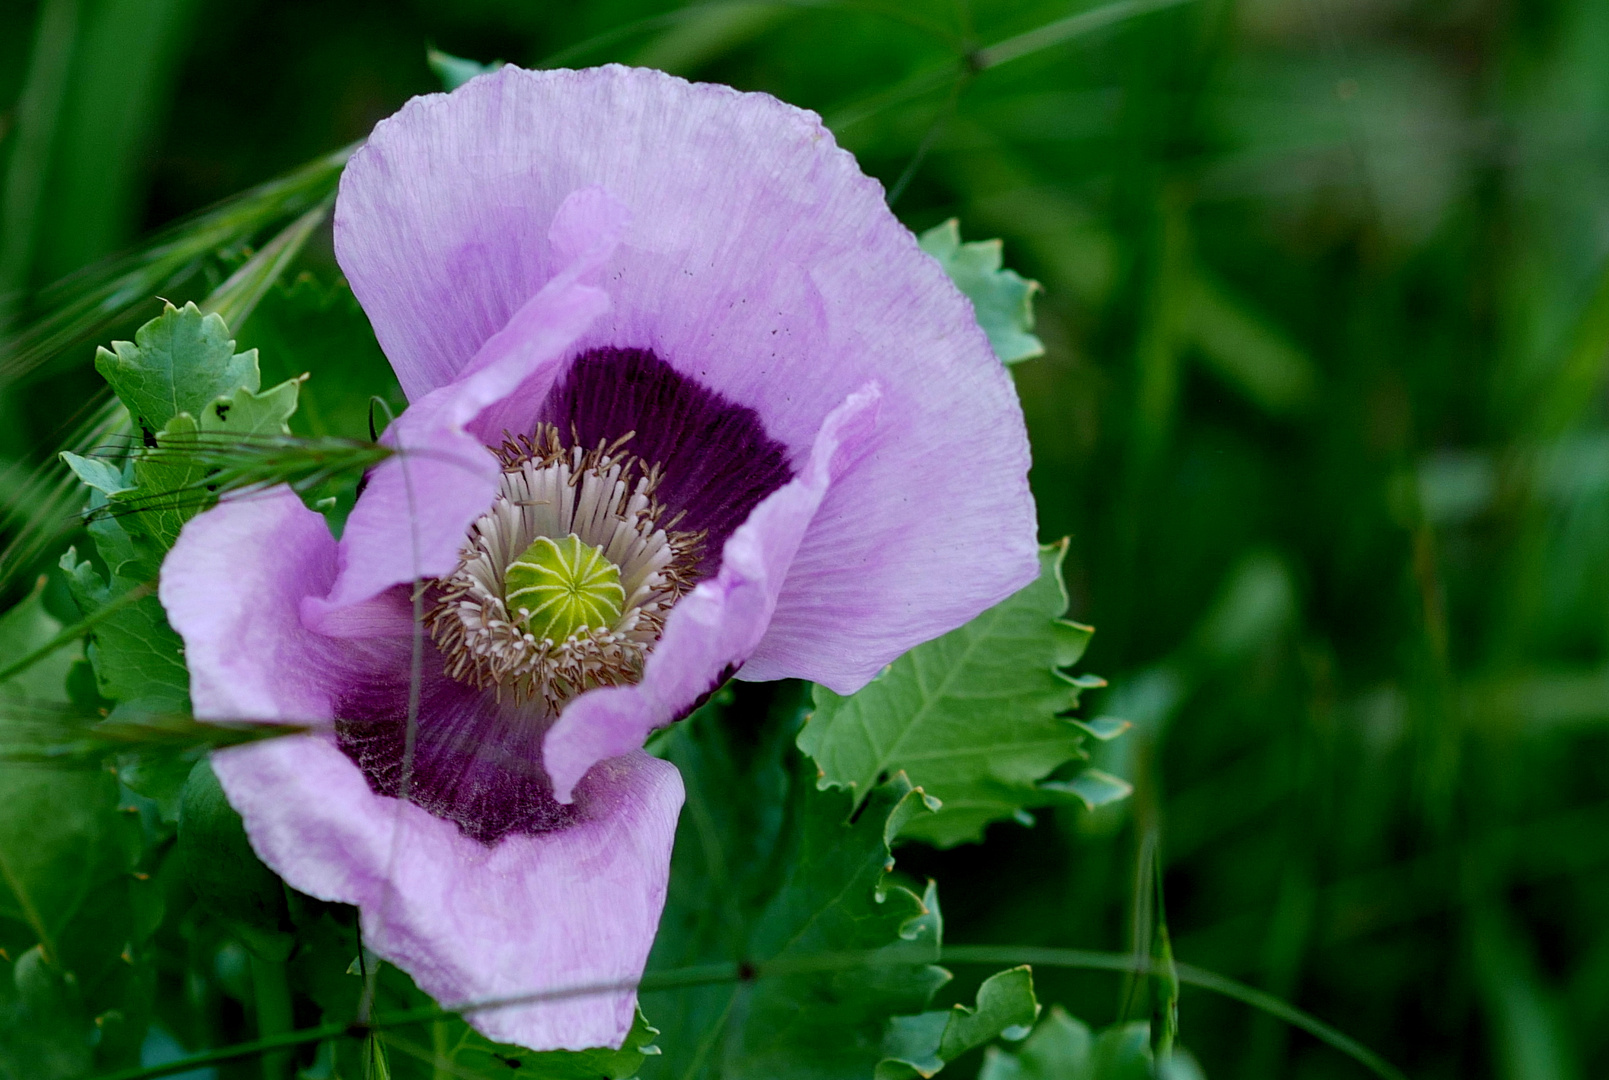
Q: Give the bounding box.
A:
[827,0,1201,133]
[89,946,1404,1080]
[0,142,353,386]
[971,0,1197,69]
[0,578,151,684]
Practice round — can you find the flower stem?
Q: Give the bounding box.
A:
[250,954,294,1080]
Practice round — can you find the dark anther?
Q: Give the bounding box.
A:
[737,960,758,982]
[492,1052,522,1068]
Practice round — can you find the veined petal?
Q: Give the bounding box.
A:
[212,737,681,1050]
[336,65,1036,694]
[309,188,629,621]
[159,486,347,722]
[162,486,682,1050]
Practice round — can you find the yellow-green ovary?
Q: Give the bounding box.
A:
[503,534,626,643]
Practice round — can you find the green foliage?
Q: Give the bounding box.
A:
[445,1007,660,1079]
[0,580,154,1080]
[428,47,504,91]
[979,1006,1091,1080]
[978,1010,1206,1080]
[56,298,379,789]
[801,543,1127,847]
[60,545,188,716]
[878,966,1041,1079]
[918,220,1044,364]
[237,272,404,442]
[176,759,294,960]
[286,932,663,1080]
[235,272,405,534]
[3,0,1605,1075]
[643,688,955,1080]
[57,301,302,814]
[93,300,262,436]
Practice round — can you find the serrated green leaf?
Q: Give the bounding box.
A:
[197,376,301,438]
[918,219,1044,364]
[879,966,1041,1079]
[60,546,189,719]
[125,413,209,551]
[58,451,131,497]
[801,542,1119,847]
[642,691,951,1080]
[116,376,303,550]
[979,1006,1092,1080]
[447,1006,660,1079]
[0,583,153,1079]
[1039,769,1134,811]
[93,300,261,434]
[978,1012,1171,1080]
[938,967,1040,1059]
[60,306,303,766]
[1070,717,1131,741]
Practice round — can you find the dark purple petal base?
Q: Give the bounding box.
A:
[542,347,793,574]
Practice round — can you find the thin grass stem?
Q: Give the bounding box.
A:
[88,946,1402,1080]
[0,578,152,684]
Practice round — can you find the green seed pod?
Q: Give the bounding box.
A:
[503,533,626,643]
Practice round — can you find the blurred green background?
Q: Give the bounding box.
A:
[3,0,1609,1077]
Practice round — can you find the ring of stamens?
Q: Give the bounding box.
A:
[428,425,702,713]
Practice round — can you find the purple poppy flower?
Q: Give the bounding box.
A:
[159,65,1036,1051]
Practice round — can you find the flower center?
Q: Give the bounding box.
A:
[504,534,626,643]
[427,426,702,712]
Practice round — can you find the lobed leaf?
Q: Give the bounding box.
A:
[918,219,1045,364]
[93,301,261,435]
[879,966,1042,1079]
[978,1010,1176,1080]
[444,1006,660,1079]
[801,542,1125,847]
[643,688,952,1079]
[0,582,154,1079]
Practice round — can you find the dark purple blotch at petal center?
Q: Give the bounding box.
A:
[334,646,578,845]
[542,347,793,576]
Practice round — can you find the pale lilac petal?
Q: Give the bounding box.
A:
[307,189,628,622]
[163,484,682,1050]
[335,66,1036,693]
[212,737,682,1050]
[544,383,881,802]
[159,486,344,722]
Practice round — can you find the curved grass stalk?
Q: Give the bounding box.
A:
[90,947,1404,1080]
[827,0,1200,133]
[0,705,307,767]
[0,391,124,593]
[0,143,353,388]
[0,578,152,685]
[538,0,961,70]
[0,190,342,597]
[90,431,393,519]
